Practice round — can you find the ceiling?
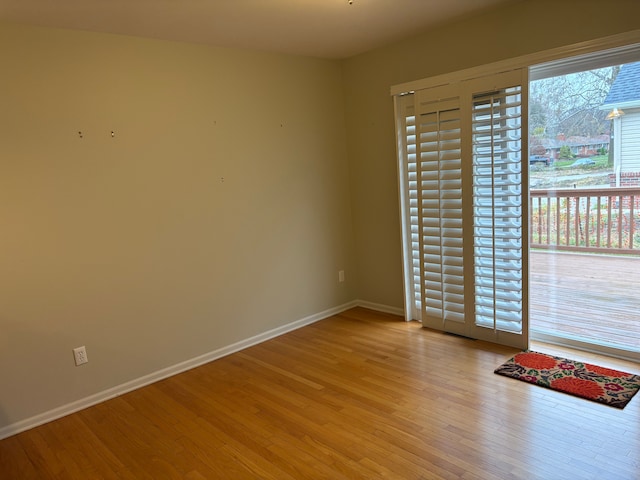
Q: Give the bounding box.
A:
[0,0,523,59]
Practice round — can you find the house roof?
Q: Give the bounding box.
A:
[602,61,640,108]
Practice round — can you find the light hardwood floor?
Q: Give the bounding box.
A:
[1,307,639,479]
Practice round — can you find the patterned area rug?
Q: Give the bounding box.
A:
[495,351,640,409]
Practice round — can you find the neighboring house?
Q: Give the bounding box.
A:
[561,134,610,157]
[600,61,640,186]
[531,134,610,160]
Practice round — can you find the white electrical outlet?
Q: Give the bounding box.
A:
[338,270,345,283]
[73,346,88,366]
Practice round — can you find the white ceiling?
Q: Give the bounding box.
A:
[0,0,522,59]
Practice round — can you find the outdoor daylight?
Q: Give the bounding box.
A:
[528,60,640,356]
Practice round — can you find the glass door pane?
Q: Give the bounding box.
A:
[529,57,640,360]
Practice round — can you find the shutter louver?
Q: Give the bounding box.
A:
[471,87,523,333]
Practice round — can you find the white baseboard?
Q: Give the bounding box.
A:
[356,300,404,317]
[0,300,364,441]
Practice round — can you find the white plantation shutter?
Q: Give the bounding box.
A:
[396,86,465,327]
[395,69,528,348]
[471,87,524,334]
[396,95,422,317]
[416,92,465,326]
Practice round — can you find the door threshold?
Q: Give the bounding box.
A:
[531,329,640,363]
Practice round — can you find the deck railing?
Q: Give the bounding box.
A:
[529,187,640,254]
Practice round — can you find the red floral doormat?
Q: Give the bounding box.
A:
[494,351,640,409]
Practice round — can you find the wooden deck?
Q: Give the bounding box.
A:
[529,250,640,353]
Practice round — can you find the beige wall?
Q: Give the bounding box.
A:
[343,0,640,309]
[0,23,356,429]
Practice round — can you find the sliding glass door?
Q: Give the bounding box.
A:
[394,35,640,358]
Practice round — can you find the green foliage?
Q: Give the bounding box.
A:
[559,145,574,159]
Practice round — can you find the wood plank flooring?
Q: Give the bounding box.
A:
[530,251,640,352]
[1,307,639,479]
